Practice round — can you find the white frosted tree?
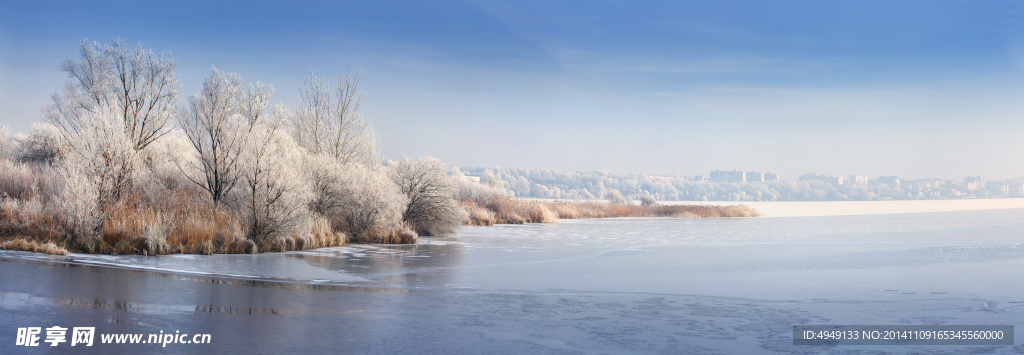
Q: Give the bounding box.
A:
[141,128,196,190]
[0,125,11,161]
[303,153,346,216]
[179,67,273,205]
[238,119,312,243]
[58,105,143,239]
[14,123,68,164]
[332,163,406,238]
[605,189,627,204]
[291,70,378,166]
[390,157,466,236]
[46,38,178,151]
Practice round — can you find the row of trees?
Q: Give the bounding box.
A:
[455,167,920,201]
[3,38,465,251]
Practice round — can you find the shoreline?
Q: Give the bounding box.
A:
[520,198,1024,218]
[661,198,1024,217]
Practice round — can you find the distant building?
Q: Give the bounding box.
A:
[799,173,844,185]
[463,175,481,183]
[688,175,707,183]
[710,170,746,183]
[963,176,985,191]
[877,176,901,187]
[848,175,868,185]
[709,170,776,183]
[1012,184,1024,197]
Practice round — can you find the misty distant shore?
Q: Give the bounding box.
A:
[521,197,1024,217]
[458,167,1024,202]
[663,198,1024,217]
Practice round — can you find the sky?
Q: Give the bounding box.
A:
[2,0,1024,180]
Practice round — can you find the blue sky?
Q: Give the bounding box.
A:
[2,1,1024,179]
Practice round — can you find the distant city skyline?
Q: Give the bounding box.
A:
[3,1,1024,180]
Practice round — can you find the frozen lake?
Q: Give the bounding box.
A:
[3,203,1024,353]
[665,198,1024,217]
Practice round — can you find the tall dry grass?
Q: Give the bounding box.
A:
[0,237,68,255]
[90,185,352,255]
[347,227,418,244]
[0,164,352,255]
[464,196,558,224]
[462,196,758,225]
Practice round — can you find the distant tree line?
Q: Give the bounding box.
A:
[453,167,1005,202]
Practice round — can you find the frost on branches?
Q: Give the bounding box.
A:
[45,38,178,151]
[390,157,466,236]
[58,105,143,240]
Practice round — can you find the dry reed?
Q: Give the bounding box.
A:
[463,196,759,225]
[347,227,418,244]
[1,237,69,255]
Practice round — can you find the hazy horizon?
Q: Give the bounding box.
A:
[3,1,1023,180]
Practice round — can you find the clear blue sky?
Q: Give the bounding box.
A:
[2,1,1023,179]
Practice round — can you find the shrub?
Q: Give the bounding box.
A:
[236,124,312,244]
[640,195,658,206]
[605,189,627,204]
[390,157,466,236]
[14,123,67,165]
[331,163,405,239]
[56,104,144,240]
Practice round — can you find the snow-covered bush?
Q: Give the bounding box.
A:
[57,105,143,239]
[451,170,508,204]
[14,123,67,164]
[605,189,627,204]
[389,157,466,236]
[303,154,346,216]
[57,165,104,240]
[141,128,195,189]
[332,163,405,239]
[237,123,312,243]
[0,125,12,161]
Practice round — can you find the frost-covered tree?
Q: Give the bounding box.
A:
[58,166,103,241]
[58,105,143,238]
[449,167,507,203]
[180,67,273,205]
[0,125,11,161]
[237,120,312,243]
[142,128,193,172]
[640,194,657,206]
[46,38,178,151]
[303,148,406,239]
[481,169,505,190]
[303,154,345,216]
[14,123,68,164]
[291,70,378,166]
[605,189,627,204]
[332,163,405,238]
[390,157,465,236]
[141,128,195,190]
